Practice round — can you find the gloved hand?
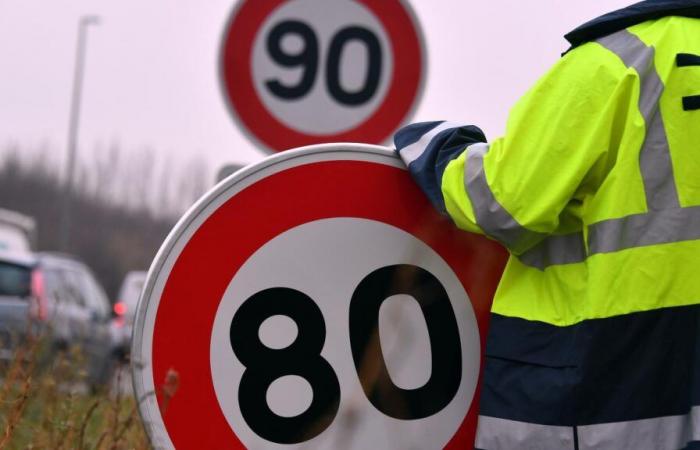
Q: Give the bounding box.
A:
[394,121,470,167]
[392,121,487,214]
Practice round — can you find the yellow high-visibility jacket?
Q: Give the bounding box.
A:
[395,2,700,449]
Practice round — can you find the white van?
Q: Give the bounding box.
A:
[0,208,36,253]
[111,270,147,358]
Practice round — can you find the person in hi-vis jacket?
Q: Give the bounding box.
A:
[395,1,700,449]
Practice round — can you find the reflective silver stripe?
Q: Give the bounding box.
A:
[518,232,586,270]
[597,30,680,210]
[399,121,465,166]
[589,205,700,255]
[523,205,700,266]
[476,408,699,450]
[578,406,700,450]
[522,205,700,268]
[463,30,691,270]
[516,30,688,269]
[475,415,575,450]
[463,141,588,270]
[464,143,547,254]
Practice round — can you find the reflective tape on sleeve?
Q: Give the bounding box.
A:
[464,143,548,254]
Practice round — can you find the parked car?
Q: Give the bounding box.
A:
[111,270,146,360]
[0,250,37,362]
[0,251,115,386]
[0,208,36,253]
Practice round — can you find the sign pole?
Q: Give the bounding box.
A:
[60,15,100,251]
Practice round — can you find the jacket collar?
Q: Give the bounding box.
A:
[566,0,700,49]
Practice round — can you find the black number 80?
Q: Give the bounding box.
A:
[229,264,463,444]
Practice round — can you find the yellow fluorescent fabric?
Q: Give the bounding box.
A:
[495,240,700,326]
[441,17,700,326]
[636,18,700,207]
[442,152,482,235]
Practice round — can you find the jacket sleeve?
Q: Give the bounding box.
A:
[395,41,626,256]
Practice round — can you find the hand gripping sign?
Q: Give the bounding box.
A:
[219,0,426,152]
[132,144,507,449]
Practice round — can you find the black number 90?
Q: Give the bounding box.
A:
[265,20,383,106]
[229,264,463,444]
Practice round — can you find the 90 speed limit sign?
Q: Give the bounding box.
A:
[132,144,507,449]
[219,0,426,152]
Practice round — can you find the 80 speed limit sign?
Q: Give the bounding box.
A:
[132,145,507,449]
[219,0,426,152]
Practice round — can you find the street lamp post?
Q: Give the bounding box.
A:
[59,15,100,251]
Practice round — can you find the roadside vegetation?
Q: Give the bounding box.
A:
[0,144,198,448]
[0,334,149,449]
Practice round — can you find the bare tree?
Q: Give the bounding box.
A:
[0,144,194,297]
[174,154,209,214]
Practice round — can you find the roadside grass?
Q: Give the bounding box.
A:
[0,337,149,449]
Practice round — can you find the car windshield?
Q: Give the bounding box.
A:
[0,261,31,297]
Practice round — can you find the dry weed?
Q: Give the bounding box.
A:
[0,336,149,449]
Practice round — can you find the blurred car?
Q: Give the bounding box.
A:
[111,270,146,360]
[0,251,115,386]
[0,208,36,253]
[0,250,37,361]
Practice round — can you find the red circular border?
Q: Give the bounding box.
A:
[220,0,424,152]
[151,160,507,448]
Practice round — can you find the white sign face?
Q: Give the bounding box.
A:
[210,218,480,449]
[251,0,393,136]
[220,0,426,152]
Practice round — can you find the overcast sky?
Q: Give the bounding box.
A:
[0,0,632,175]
